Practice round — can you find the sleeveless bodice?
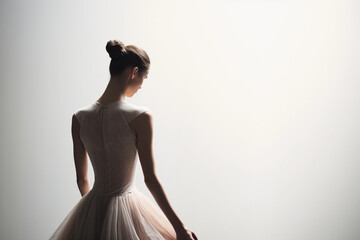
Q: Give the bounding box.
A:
[50,100,177,240]
[74,100,151,198]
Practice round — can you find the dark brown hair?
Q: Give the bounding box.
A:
[106,40,150,77]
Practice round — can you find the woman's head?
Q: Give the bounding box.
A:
[106,40,150,97]
[106,40,150,77]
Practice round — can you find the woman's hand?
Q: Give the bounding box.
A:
[175,225,198,240]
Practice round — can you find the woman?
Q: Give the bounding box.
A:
[49,40,198,240]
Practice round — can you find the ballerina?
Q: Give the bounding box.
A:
[49,40,198,240]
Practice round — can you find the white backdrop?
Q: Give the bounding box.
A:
[1,0,359,239]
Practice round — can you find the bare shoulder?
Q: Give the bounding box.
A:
[128,111,153,137]
[135,111,153,130]
[137,110,152,121]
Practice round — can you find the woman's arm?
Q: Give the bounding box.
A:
[134,112,186,232]
[71,114,91,196]
[134,112,198,240]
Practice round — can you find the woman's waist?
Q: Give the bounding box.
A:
[91,181,137,197]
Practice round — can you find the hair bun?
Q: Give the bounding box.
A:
[106,40,127,59]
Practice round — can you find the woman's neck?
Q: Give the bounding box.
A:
[97,76,127,103]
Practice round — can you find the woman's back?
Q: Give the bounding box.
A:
[75,99,149,196]
[49,99,177,240]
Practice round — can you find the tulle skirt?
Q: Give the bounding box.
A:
[49,186,177,240]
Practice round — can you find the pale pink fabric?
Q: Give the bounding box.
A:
[49,99,176,240]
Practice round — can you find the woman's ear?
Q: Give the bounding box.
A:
[131,67,138,79]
